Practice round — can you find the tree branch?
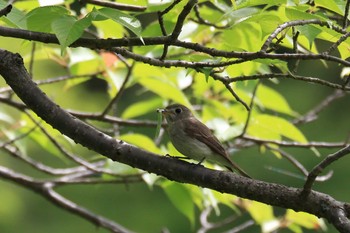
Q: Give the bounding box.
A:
[80,0,146,12]
[0,166,133,233]
[0,4,12,17]
[302,145,350,195]
[1,22,350,67]
[1,49,350,232]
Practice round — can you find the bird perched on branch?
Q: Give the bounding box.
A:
[159,104,251,178]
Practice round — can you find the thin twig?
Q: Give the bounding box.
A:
[302,145,350,196]
[80,0,146,12]
[0,125,37,148]
[243,135,348,148]
[0,4,12,17]
[2,144,105,175]
[0,166,133,233]
[198,206,240,233]
[223,82,250,111]
[260,19,347,52]
[0,72,100,94]
[157,11,167,36]
[208,72,250,110]
[170,0,198,40]
[191,4,230,29]
[157,0,182,59]
[228,73,350,91]
[293,90,346,124]
[325,30,350,55]
[266,145,333,182]
[228,220,255,233]
[26,112,128,177]
[28,42,36,78]
[343,0,350,29]
[240,80,261,136]
[101,62,134,116]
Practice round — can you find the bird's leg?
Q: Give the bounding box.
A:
[197,157,206,165]
[165,154,191,160]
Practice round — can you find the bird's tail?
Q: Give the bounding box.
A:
[226,160,251,179]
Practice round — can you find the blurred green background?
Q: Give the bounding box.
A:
[1,1,350,232]
[1,35,349,233]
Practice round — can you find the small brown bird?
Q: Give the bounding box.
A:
[159,104,250,178]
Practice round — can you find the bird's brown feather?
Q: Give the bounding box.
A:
[183,117,251,178]
[183,118,229,159]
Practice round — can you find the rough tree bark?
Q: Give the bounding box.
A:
[1,49,350,232]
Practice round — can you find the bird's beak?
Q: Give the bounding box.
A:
[157,108,169,115]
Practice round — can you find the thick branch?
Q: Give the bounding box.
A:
[1,49,350,232]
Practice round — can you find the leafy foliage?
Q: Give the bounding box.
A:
[0,0,350,232]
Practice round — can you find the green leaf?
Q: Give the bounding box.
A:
[162,182,195,227]
[68,48,103,76]
[198,67,212,82]
[0,1,27,28]
[92,7,142,38]
[237,0,286,8]
[52,15,92,50]
[121,98,163,119]
[212,190,240,212]
[248,114,307,143]
[315,0,344,15]
[25,5,70,32]
[103,159,138,175]
[285,7,326,21]
[136,75,191,107]
[142,173,160,188]
[295,25,322,48]
[286,210,326,230]
[247,201,275,223]
[318,27,350,59]
[119,133,161,154]
[256,84,296,116]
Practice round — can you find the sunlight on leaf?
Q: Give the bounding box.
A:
[142,173,160,189]
[0,1,27,28]
[122,98,163,119]
[256,85,296,116]
[248,114,308,143]
[137,75,191,107]
[92,7,142,39]
[52,15,92,51]
[247,201,275,223]
[286,210,326,231]
[25,5,70,32]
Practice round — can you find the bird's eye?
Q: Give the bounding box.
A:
[175,108,182,114]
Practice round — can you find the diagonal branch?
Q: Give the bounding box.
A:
[170,0,198,40]
[0,166,133,233]
[0,4,12,17]
[1,49,350,232]
[302,145,350,196]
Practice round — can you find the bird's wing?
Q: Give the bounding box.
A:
[184,118,251,178]
[183,118,228,157]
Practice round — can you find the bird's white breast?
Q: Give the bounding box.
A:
[167,122,214,161]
